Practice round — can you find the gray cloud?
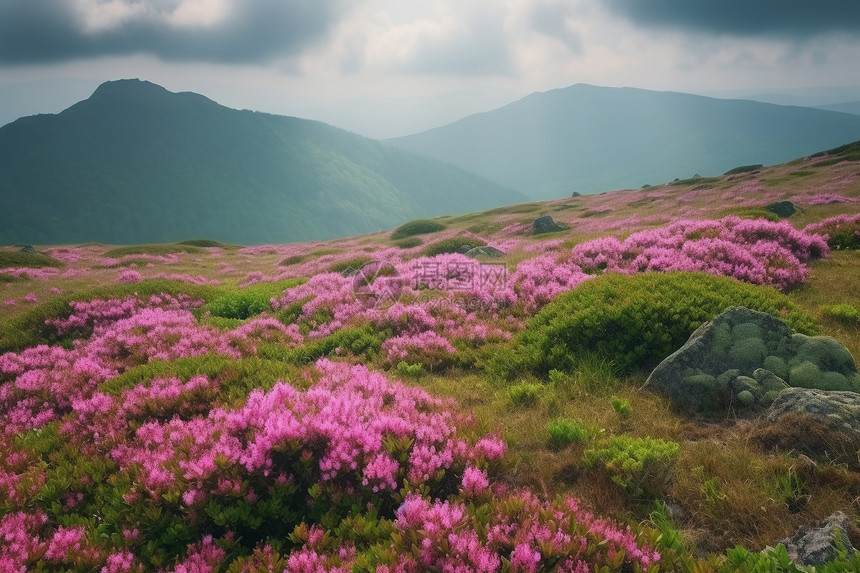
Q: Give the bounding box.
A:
[0,0,345,65]
[605,0,860,37]
[530,2,582,53]
[397,12,515,76]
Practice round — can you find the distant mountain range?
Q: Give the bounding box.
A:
[388,83,860,199]
[0,79,525,245]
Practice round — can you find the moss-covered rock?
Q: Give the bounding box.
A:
[645,306,859,414]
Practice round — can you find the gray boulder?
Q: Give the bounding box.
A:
[532,215,564,234]
[776,511,856,567]
[464,246,505,259]
[644,307,860,413]
[19,245,37,254]
[767,388,860,434]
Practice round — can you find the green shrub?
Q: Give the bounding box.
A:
[0,251,63,269]
[725,208,780,222]
[102,244,204,257]
[584,435,680,495]
[396,361,425,379]
[823,303,860,326]
[280,255,308,266]
[329,257,373,274]
[723,164,763,175]
[611,396,632,419]
[176,239,239,249]
[391,219,446,240]
[546,418,592,449]
[203,279,303,320]
[507,272,816,376]
[423,236,487,257]
[393,237,422,249]
[509,382,542,407]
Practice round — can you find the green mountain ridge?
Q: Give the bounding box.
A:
[388,83,860,199]
[0,79,526,245]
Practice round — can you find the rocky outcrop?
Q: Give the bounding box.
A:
[532,215,564,234]
[644,307,860,413]
[766,200,801,218]
[777,512,856,567]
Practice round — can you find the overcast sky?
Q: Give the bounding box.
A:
[1,0,860,137]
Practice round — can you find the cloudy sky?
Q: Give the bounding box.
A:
[1,0,860,137]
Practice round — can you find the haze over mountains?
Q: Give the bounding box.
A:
[3,79,860,245]
[389,84,860,200]
[0,80,525,245]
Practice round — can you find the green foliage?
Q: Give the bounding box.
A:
[0,250,63,268]
[508,272,817,376]
[727,208,781,222]
[280,254,308,266]
[272,324,387,364]
[390,219,446,240]
[823,303,860,326]
[508,382,542,407]
[176,239,240,249]
[423,236,487,257]
[329,256,373,274]
[393,237,422,249]
[102,244,204,257]
[671,176,722,186]
[724,164,764,175]
[584,435,680,496]
[611,396,632,419]
[395,361,425,379]
[546,418,592,449]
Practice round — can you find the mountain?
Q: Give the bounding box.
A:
[0,79,526,245]
[388,83,860,199]
[817,101,860,115]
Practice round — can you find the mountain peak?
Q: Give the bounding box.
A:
[90,78,169,99]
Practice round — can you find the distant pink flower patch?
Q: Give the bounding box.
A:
[3,299,15,306]
[117,270,143,284]
[152,273,220,286]
[50,287,62,294]
[802,193,858,206]
[22,293,37,304]
[45,247,85,264]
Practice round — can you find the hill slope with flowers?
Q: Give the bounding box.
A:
[1,141,860,571]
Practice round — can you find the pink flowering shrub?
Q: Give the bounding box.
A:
[805,213,860,250]
[117,269,143,284]
[569,216,828,291]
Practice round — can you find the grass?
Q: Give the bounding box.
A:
[390,219,446,240]
[102,243,205,257]
[0,250,63,268]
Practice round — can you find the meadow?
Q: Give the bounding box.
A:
[1,144,859,571]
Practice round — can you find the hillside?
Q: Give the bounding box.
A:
[389,83,860,199]
[0,79,526,245]
[1,140,859,570]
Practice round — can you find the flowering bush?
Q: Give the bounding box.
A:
[569,216,828,291]
[804,213,860,250]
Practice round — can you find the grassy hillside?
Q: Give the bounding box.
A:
[0,143,859,570]
[0,79,526,246]
[389,83,860,200]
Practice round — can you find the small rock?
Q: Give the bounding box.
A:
[777,511,856,566]
[532,215,564,234]
[458,244,473,254]
[19,245,37,254]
